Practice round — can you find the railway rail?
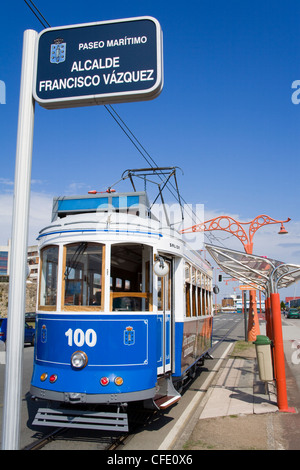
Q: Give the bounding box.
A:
[22,426,130,450]
[22,314,243,450]
[22,406,159,450]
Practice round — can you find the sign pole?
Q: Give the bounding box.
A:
[1,29,37,450]
[243,290,248,341]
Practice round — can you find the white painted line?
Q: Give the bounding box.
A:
[158,342,234,450]
[0,352,6,365]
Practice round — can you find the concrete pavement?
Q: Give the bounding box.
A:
[176,321,300,451]
[198,356,278,420]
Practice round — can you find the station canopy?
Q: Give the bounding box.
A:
[205,244,300,291]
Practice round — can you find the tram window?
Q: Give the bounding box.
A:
[185,263,191,317]
[158,265,171,312]
[206,290,211,315]
[202,288,206,316]
[207,291,212,315]
[197,287,202,316]
[63,242,104,309]
[185,283,191,317]
[39,246,59,309]
[185,263,190,282]
[192,285,197,317]
[110,244,152,311]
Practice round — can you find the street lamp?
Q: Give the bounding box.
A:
[181,215,291,341]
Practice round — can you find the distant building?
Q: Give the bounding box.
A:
[221,294,265,313]
[27,245,39,281]
[0,241,39,282]
[0,241,10,276]
[286,297,300,308]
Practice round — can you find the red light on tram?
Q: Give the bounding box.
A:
[49,374,58,384]
[100,377,109,386]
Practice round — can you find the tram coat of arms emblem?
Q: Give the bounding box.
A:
[50,38,66,64]
[41,324,47,343]
[124,326,135,346]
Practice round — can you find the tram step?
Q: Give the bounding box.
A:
[32,407,128,432]
[153,375,181,410]
[154,395,181,410]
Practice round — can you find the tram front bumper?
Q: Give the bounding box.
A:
[30,384,156,404]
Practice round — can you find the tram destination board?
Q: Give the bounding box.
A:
[33,16,163,109]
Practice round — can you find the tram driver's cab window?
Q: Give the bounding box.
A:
[110,243,152,311]
[63,242,104,310]
[39,245,59,310]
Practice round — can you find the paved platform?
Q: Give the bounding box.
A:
[198,356,278,420]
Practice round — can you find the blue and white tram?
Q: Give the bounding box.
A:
[30,191,213,430]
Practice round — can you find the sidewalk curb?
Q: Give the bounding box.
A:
[161,342,234,450]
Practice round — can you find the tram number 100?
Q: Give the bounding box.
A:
[65,328,97,347]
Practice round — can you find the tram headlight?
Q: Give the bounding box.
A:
[71,351,88,369]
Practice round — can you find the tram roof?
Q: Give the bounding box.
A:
[52,191,151,221]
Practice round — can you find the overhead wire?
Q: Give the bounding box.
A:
[24,0,51,28]
[105,105,227,246]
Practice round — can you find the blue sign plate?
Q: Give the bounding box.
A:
[33,16,163,109]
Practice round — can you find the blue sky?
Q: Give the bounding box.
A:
[1,0,300,300]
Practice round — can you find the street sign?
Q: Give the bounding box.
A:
[33,16,163,109]
[239,284,259,290]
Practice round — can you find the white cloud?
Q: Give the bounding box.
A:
[0,191,53,246]
[0,178,14,187]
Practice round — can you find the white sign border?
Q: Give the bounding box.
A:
[33,16,163,109]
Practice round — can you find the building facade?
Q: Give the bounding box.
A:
[0,241,39,282]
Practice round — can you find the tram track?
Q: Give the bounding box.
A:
[22,428,66,450]
[210,314,243,354]
[21,407,159,450]
[22,426,132,451]
[21,315,243,451]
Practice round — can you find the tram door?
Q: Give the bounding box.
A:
[157,258,173,374]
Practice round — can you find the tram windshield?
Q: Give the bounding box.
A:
[39,242,152,312]
[63,242,104,309]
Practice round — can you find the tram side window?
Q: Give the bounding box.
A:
[185,263,191,317]
[63,242,104,309]
[110,244,152,311]
[39,246,59,309]
[158,262,171,311]
[206,290,211,315]
[202,286,206,315]
[191,268,197,317]
[197,286,202,316]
